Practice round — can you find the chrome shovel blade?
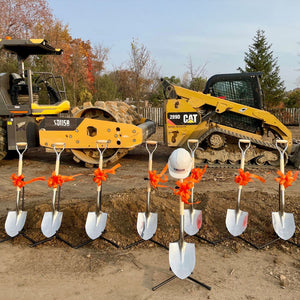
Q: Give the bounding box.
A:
[226,209,248,237]
[41,211,63,238]
[137,212,158,240]
[272,212,295,241]
[169,241,195,279]
[85,211,108,240]
[5,211,27,237]
[184,209,202,236]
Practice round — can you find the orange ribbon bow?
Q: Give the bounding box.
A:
[173,179,195,205]
[171,165,206,205]
[48,171,81,188]
[234,169,265,186]
[11,173,46,188]
[93,163,121,186]
[275,170,298,189]
[189,165,207,184]
[149,163,169,189]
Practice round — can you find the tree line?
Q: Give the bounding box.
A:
[0,1,299,109]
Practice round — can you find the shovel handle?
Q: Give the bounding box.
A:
[276,141,288,211]
[179,179,184,216]
[145,142,157,214]
[15,142,27,210]
[179,179,185,241]
[187,139,199,207]
[52,143,64,211]
[96,140,108,193]
[146,141,157,178]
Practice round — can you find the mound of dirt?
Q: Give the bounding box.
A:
[1,189,299,249]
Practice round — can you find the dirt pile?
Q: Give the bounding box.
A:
[1,189,299,249]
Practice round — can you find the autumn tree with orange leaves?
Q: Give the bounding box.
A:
[0,1,161,107]
[0,0,109,106]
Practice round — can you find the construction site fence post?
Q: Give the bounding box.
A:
[142,107,164,127]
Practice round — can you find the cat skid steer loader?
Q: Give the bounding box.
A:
[0,38,155,166]
[162,74,300,168]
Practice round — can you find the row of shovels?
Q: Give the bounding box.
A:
[5,140,110,241]
[3,139,297,281]
[137,139,297,280]
[225,139,296,241]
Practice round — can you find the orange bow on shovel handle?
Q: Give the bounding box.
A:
[149,163,169,189]
[93,163,121,186]
[11,174,46,188]
[275,170,298,189]
[234,169,265,186]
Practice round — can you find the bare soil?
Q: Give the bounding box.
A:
[0,127,299,300]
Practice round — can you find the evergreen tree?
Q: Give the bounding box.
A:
[238,29,285,109]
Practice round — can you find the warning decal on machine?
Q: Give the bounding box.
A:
[167,112,200,125]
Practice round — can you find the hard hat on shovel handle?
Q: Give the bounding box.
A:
[168,148,192,179]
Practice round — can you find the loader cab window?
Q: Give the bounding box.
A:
[209,80,256,107]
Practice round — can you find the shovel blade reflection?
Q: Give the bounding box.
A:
[85,211,107,240]
[41,211,63,238]
[226,209,248,237]
[169,241,195,279]
[272,212,295,241]
[184,209,202,236]
[5,211,27,237]
[137,212,157,240]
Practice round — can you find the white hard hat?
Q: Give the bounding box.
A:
[168,148,192,179]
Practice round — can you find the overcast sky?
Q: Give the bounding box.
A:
[48,0,300,90]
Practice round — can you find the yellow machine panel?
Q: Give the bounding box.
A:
[31,100,70,115]
[39,118,143,149]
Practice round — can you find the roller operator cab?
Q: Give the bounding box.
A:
[0,38,70,157]
[162,73,300,168]
[0,38,155,166]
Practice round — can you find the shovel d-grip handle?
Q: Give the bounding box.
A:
[275,140,288,175]
[146,141,158,171]
[187,139,199,164]
[96,140,108,172]
[52,143,65,212]
[238,139,251,170]
[16,142,28,176]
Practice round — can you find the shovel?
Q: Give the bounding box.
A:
[85,140,108,240]
[137,141,158,240]
[226,139,251,237]
[5,142,28,237]
[272,140,295,240]
[184,139,202,236]
[169,178,196,279]
[41,143,65,238]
